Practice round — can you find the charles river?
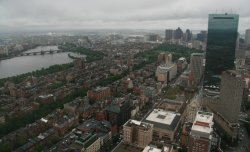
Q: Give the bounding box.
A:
[0,46,84,79]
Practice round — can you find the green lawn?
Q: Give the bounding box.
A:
[162,86,183,100]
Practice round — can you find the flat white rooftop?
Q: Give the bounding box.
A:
[143,146,170,152]
[146,109,177,125]
[142,146,161,152]
[158,64,176,70]
[191,111,213,135]
[192,124,211,135]
[195,111,213,124]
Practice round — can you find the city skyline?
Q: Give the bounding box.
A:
[0,0,250,33]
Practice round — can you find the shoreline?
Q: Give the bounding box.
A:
[0,45,52,61]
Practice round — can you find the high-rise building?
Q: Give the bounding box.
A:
[204,13,239,86]
[188,111,214,152]
[174,27,183,39]
[145,34,158,42]
[184,29,192,42]
[189,53,204,87]
[123,119,153,148]
[245,29,250,48]
[165,29,174,41]
[218,70,244,123]
[207,70,244,139]
[196,31,207,42]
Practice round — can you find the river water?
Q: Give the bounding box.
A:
[0,46,82,79]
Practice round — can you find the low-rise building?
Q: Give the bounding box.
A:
[142,145,173,152]
[188,111,214,152]
[105,98,131,132]
[87,86,111,101]
[142,109,181,142]
[155,64,177,83]
[123,119,153,148]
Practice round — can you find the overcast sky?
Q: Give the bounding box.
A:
[0,0,249,33]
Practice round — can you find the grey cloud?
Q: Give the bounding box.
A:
[0,0,249,32]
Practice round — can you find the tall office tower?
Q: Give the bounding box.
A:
[184,29,192,42]
[189,53,204,87]
[207,70,244,139]
[197,31,207,42]
[219,70,244,123]
[145,34,158,42]
[204,13,239,86]
[123,119,153,148]
[245,29,250,48]
[174,27,183,39]
[165,29,174,41]
[188,111,214,152]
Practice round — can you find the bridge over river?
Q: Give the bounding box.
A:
[19,49,68,56]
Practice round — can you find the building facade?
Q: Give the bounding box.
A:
[184,98,201,123]
[245,29,250,48]
[155,64,177,83]
[189,53,204,88]
[142,109,181,142]
[188,111,214,152]
[219,70,244,123]
[165,29,174,41]
[105,98,131,131]
[123,119,153,148]
[87,87,111,101]
[204,13,239,86]
[207,70,244,140]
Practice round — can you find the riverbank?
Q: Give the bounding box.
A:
[0,63,74,87]
[0,46,104,86]
[60,43,104,63]
[0,45,39,61]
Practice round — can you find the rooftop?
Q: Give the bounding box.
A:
[195,111,213,122]
[143,146,161,152]
[38,94,53,99]
[142,145,172,152]
[113,142,143,152]
[143,109,180,131]
[158,64,176,70]
[77,119,111,133]
[191,111,213,137]
[191,53,204,56]
[124,119,153,131]
[178,57,186,61]
[93,86,109,92]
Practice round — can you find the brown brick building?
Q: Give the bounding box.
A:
[87,87,111,101]
[123,119,153,148]
[188,111,214,152]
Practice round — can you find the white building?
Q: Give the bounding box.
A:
[188,111,214,152]
[155,64,177,83]
[142,145,173,152]
[142,109,181,142]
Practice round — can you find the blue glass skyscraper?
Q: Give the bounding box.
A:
[204,13,239,86]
